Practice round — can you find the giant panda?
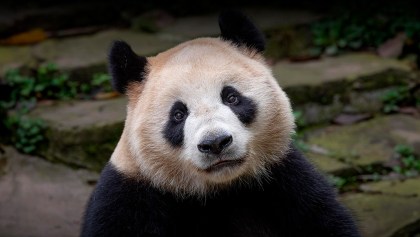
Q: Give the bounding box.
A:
[81,10,361,237]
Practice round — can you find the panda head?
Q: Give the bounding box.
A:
[109,10,295,196]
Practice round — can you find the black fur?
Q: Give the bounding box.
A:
[221,86,257,125]
[163,101,189,147]
[81,146,361,237]
[108,41,148,94]
[218,10,265,52]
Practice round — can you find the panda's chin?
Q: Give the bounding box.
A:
[203,158,245,173]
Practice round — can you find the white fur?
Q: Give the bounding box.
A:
[180,80,251,179]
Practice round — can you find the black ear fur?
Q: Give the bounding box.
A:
[218,10,265,52]
[108,41,147,94]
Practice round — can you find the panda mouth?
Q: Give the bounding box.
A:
[204,159,244,173]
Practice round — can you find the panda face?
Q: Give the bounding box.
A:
[118,39,295,195]
[157,47,260,177]
[109,11,295,196]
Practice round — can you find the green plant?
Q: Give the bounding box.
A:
[395,144,414,157]
[1,65,115,154]
[1,63,77,154]
[1,69,35,109]
[291,110,309,152]
[392,144,420,176]
[292,135,309,152]
[311,13,420,55]
[35,63,78,99]
[3,63,77,107]
[92,73,113,92]
[328,175,357,191]
[6,115,46,154]
[312,14,386,54]
[293,110,307,129]
[381,87,410,113]
[78,73,114,95]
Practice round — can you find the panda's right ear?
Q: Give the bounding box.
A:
[218,10,265,52]
[108,41,147,94]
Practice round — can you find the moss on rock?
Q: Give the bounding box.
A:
[29,98,127,171]
[342,192,420,237]
[304,115,420,174]
[38,122,123,171]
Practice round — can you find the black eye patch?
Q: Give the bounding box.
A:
[163,101,188,147]
[221,86,257,125]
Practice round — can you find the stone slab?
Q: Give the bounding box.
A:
[308,152,350,174]
[273,53,414,125]
[304,115,420,174]
[0,146,97,237]
[31,97,127,129]
[32,30,183,71]
[29,98,127,170]
[360,178,420,197]
[342,178,420,237]
[343,193,420,237]
[273,53,411,88]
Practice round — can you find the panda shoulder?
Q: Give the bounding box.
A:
[81,164,173,236]
[86,163,164,211]
[273,146,335,194]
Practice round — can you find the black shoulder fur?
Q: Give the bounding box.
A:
[81,147,361,237]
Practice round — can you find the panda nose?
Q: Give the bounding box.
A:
[197,134,233,154]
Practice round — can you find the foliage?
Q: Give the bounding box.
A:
[328,175,357,191]
[292,135,309,153]
[0,64,76,154]
[311,13,420,55]
[392,144,420,177]
[293,110,306,129]
[5,115,46,154]
[395,144,415,157]
[2,65,114,109]
[327,145,420,192]
[79,73,113,94]
[381,87,411,113]
[0,64,114,154]
[2,64,78,110]
[292,110,309,152]
[91,73,113,92]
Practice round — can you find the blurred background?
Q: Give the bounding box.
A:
[1,1,420,236]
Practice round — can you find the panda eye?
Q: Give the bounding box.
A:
[226,94,239,105]
[221,86,242,106]
[173,110,185,121]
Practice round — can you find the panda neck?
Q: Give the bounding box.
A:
[110,132,140,178]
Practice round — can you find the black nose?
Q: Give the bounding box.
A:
[197,135,233,154]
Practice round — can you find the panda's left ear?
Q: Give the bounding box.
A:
[108,41,148,94]
[218,10,265,52]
